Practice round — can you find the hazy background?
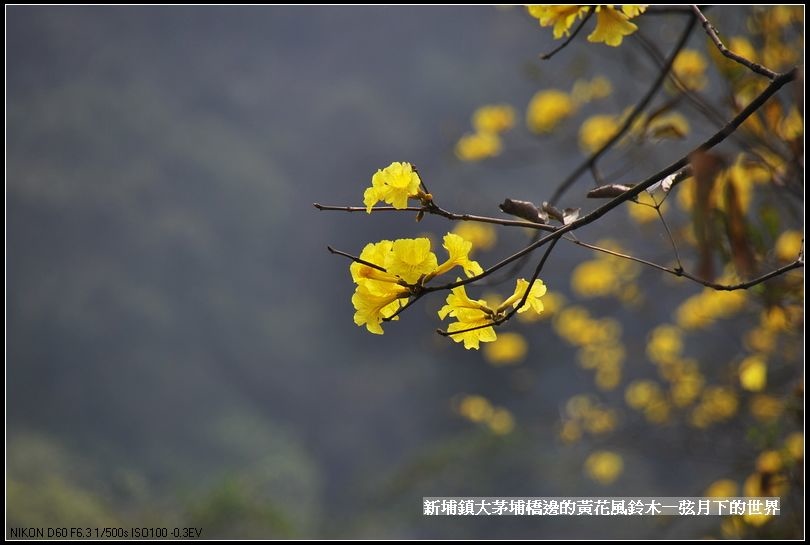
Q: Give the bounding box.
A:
[7,6,803,539]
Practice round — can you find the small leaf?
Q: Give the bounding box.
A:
[541,202,565,223]
[587,184,635,198]
[499,198,546,223]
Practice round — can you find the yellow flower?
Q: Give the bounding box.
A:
[625,380,662,409]
[438,283,492,320]
[351,282,407,335]
[439,284,498,350]
[571,75,614,104]
[446,308,498,350]
[756,450,783,473]
[484,332,528,365]
[646,324,683,365]
[472,104,516,134]
[571,259,619,298]
[526,5,589,38]
[585,450,624,485]
[455,131,502,162]
[457,395,494,423]
[363,161,422,212]
[579,113,620,153]
[749,394,783,422]
[487,408,515,435]
[452,222,496,251]
[384,238,438,284]
[672,49,708,90]
[621,5,647,18]
[432,233,484,279]
[350,240,399,289]
[784,432,803,461]
[588,6,639,47]
[704,479,738,498]
[527,89,576,133]
[644,112,690,140]
[499,278,547,315]
[774,230,803,261]
[739,355,767,391]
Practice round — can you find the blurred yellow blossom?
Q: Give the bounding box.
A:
[749,394,783,422]
[472,104,516,134]
[363,161,422,212]
[484,332,528,366]
[455,131,502,162]
[451,222,496,251]
[625,380,662,409]
[643,112,690,140]
[526,5,589,38]
[487,407,515,435]
[705,479,739,498]
[518,290,565,322]
[756,450,783,473]
[738,355,767,391]
[672,49,708,90]
[579,113,620,153]
[559,420,582,443]
[457,395,494,423]
[779,106,803,140]
[784,432,803,461]
[774,230,803,261]
[646,324,683,365]
[527,89,576,133]
[571,75,613,104]
[571,259,619,298]
[744,326,777,353]
[585,451,624,485]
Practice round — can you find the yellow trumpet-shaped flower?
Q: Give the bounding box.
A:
[352,282,408,335]
[588,6,639,47]
[446,308,498,350]
[432,233,484,279]
[499,278,547,315]
[363,161,422,212]
[350,240,400,290]
[384,238,438,284]
[527,5,589,38]
[438,283,492,320]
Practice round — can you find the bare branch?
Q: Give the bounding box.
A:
[540,7,594,60]
[327,246,387,272]
[314,202,557,231]
[568,238,804,291]
[692,5,779,79]
[548,13,697,205]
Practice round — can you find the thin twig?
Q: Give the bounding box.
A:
[327,246,387,272]
[314,203,557,231]
[540,7,594,60]
[548,14,697,205]
[569,237,804,291]
[653,199,684,268]
[692,5,779,79]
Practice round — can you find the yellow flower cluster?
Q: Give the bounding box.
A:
[553,305,624,390]
[350,233,483,335]
[526,5,647,47]
[690,386,738,428]
[456,104,515,162]
[625,380,671,423]
[559,394,618,443]
[363,161,426,213]
[643,324,706,412]
[456,394,515,435]
[674,280,748,330]
[528,76,613,135]
[439,277,547,349]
